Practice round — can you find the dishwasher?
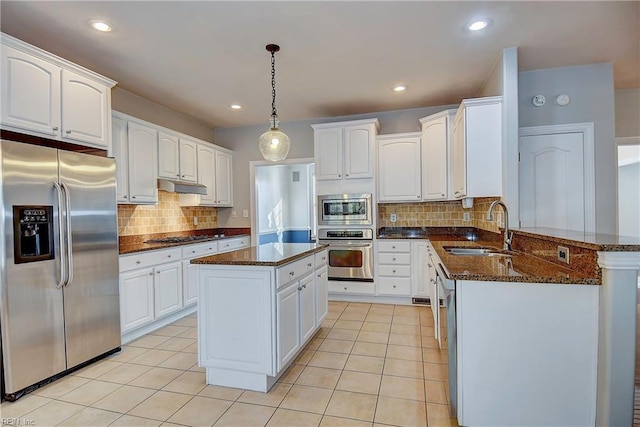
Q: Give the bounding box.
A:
[436,262,457,418]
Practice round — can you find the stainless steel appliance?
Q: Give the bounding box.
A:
[317,193,372,226]
[1,139,120,401]
[435,262,457,418]
[318,228,373,282]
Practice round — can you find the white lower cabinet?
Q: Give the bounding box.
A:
[120,268,155,332]
[376,240,412,296]
[315,265,328,324]
[154,261,183,318]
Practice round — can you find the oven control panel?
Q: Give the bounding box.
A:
[318,228,373,240]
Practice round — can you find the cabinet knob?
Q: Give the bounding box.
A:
[123,195,128,198]
[317,274,321,278]
[441,193,445,197]
[149,272,153,276]
[298,286,302,291]
[53,126,59,131]
[393,270,396,273]
[65,129,72,134]
[344,287,347,290]
[338,174,342,178]
[417,195,420,199]
[346,174,349,177]
[182,175,185,178]
[168,255,172,258]
[289,271,295,276]
[428,263,432,267]
[192,250,196,253]
[132,196,136,199]
[392,257,396,261]
[177,174,180,177]
[393,285,397,288]
[209,247,213,250]
[302,284,307,289]
[307,263,312,267]
[136,260,141,264]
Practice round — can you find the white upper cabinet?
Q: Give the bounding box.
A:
[158,134,198,183]
[214,149,233,206]
[197,144,216,205]
[0,33,115,150]
[197,143,233,207]
[312,119,379,181]
[127,121,158,204]
[112,116,158,204]
[451,97,502,199]
[377,133,422,202]
[420,110,455,201]
[158,132,180,180]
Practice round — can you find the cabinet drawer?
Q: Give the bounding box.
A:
[315,250,328,267]
[181,241,219,258]
[277,255,315,289]
[120,247,182,272]
[378,277,411,296]
[378,253,410,265]
[378,265,411,277]
[218,236,249,252]
[378,241,410,253]
[329,282,375,295]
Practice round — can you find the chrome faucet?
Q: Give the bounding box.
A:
[487,200,513,251]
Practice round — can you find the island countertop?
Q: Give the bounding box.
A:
[191,243,327,267]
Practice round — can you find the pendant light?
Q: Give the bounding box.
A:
[258,44,290,161]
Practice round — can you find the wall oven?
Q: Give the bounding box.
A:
[317,193,372,226]
[318,229,373,282]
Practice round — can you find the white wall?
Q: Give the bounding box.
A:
[519,63,616,234]
[618,162,640,238]
[215,105,457,227]
[615,88,640,138]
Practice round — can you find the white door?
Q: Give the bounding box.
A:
[128,122,158,204]
[154,261,183,318]
[378,136,422,202]
[314,127,343,180]
[421,116,449,200]
[182,259,198,306]
[198,145,217,205]
[276,283,300,371]
[120,268,154,333]
[344,125,373,179]
[519,132,587,231]
[61,70,109,148]
[158,132,180,180]
[299,274,316,344]
[179,138,198,182]
[315,265,328,325]
[111,117,130,203]
[215,150,233,206]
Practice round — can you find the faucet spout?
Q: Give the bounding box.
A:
[487,200,512,251]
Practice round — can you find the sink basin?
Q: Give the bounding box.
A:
[443,246,512,257]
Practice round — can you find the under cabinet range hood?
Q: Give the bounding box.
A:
[157,179,207,195]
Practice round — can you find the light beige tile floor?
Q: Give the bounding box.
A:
[1,302,458,427]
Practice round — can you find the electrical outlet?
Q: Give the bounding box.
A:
[193,216,198,225]
[243,209,249,218]
[557,245,570,264]
[390,213,397,223]
[231,210,237,218]
[463,212,471,222]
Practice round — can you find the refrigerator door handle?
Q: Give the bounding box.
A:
[60,182,74,287]
[53,182,66,289]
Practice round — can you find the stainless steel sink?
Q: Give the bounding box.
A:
[443,246,513,257]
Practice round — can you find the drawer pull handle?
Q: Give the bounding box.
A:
[66,129,72,134]
[392,246,396,249]
[53,126,59,131]
[393,270,396,273]
[317,274,321,278]
[428,263,432,267]
[192,250,196,253]
[393,285,397,288]
[344,287,347,290]
[302,284,307,288]
[136,260,141,264]
[307,263,312,267]
[149,272,153,276]
[168,255,172,258]
[289,271,295,276]
[298,286,302,291]
[209,247,213,250]
[392,258,396,261]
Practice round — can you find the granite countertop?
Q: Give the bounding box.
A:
[514,227,640,251]
[118,228,250,255]
[191,243,327,267]
[378,227,600,285]
[429,239,599,285]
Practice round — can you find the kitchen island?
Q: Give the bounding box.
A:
[191,243,328,392]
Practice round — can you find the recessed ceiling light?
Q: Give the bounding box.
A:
[230,104,242,110]
[90,20,112,32]
[393,85,407,92]
[467,19,490,31]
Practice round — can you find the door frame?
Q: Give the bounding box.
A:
[249,157,315,245]
[519,122,595,233]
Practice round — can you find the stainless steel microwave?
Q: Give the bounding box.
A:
[317,193,372,225]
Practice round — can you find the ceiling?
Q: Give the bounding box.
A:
[1,1,638,129]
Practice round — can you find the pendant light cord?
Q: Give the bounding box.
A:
[271,50,277,118]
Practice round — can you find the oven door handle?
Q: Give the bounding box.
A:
[329,243,372,248]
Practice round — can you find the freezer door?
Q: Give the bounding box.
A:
[59,150,120,368]
[0,140,66,394]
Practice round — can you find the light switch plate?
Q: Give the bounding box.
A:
[231,210,237,218]
[463,212,471,222]
[243,209,249,218]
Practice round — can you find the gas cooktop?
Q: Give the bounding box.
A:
[145,235,220,244]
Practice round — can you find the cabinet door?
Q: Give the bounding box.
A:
[378,136,422,202]
[197,144,217,205]
[422,116,449,200]
[314,127,343,180]
[299,274,316,344]
[215,150,233,206]
[411,242,429,297]
[1,45,60,137]
[179,138,198,182]
[277,283,300,371]
[112,117,130,203]
[451,111,467,199]
[120,268,154,333]
[344,124,373,179]
[61,70,110,148]
[315,265,328,325]
[182,259,198,307]
[128,122,158,204]
[158,132,180,180]
[154,261,183,318]
[428,257,440,342]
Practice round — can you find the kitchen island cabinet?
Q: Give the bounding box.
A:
[192,243,327,392]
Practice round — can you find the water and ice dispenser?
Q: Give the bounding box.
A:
[13,206,54,264]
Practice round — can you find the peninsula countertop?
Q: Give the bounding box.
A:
[191,243,327,267]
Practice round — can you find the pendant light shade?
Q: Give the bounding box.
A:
[259,44,290,162]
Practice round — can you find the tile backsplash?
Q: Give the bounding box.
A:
[118,191,217,236]
[378,197,501,233]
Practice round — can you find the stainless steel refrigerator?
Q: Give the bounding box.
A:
[0,139,120,401]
